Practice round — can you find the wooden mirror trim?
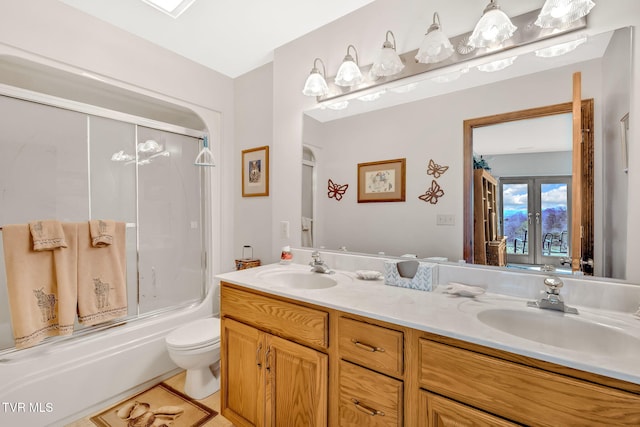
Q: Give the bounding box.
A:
[463,99,594,271]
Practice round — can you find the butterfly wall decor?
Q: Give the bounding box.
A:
[327,179,349,201]
[427,159,449,179]
[419,180,445,204]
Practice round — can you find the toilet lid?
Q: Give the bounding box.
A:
[166,317,220,349]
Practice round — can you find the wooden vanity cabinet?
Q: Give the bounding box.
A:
[418,337,640,426]
[220,284,328,427]
[221,281,640,427]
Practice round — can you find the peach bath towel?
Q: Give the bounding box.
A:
[89,219,115,247]
[2,223,78,349]
[29,219,68,251]
[77,222,127,326]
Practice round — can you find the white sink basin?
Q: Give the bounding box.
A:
[258,270,338,290]
[477,308,640,355]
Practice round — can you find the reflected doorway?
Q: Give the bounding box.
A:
[302,146,316,247]
[501,177,571,267]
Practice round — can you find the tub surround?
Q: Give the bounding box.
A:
[216,249,640,386]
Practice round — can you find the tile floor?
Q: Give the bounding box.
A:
[66,371,234,426]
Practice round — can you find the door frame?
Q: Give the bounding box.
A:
[463,99,594,271]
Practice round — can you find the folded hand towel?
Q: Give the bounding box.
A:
[89,219,115,247]
[2,223,77,349]
[77,222,127,326]
[29,220,68,251]
[442,282,486,297]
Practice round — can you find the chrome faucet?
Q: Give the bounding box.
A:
[309,251,332,274]
[527,275,578,314]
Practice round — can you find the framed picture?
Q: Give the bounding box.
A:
[357,158,406,203]
[242,145,269,197]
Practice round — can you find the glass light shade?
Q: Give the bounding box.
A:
[535,0,595,29]
[476,56,517,72]
[468,2,517,49]
[371,47,404,77]
[431,67,469,83]
[416,30,454,64]
[335,59,363,87]
[416,13,454,64]
[302,72,329,96]
[320,100,349,110]
[358,90,385,102]
[535,37,587,58]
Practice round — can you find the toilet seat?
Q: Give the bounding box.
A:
[166,317,220,351]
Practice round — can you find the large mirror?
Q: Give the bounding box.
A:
[301,26,631,280]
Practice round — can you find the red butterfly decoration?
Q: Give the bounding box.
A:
[427,159,449,179]
[327,179,349,201]
[419,180,445,204]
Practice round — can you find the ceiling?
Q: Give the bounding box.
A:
[57,0,376,78]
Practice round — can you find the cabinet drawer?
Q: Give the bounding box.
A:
[419,339,640,426]
[221,284,328,349]
[338,317,403,376]
[338,360,403,427]
[418,391,518,427]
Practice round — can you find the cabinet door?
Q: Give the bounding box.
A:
[265,334,328,427]
[222,318,265,427]
[419,391,517,427]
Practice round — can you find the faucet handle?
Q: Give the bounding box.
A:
[543,276,563,295]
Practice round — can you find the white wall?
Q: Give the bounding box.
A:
[234,63,274,266]
[602,28,631,279]
[265,0,640,281]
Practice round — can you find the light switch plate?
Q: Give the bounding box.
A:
[436,214,455,226]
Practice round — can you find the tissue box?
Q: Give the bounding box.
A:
[384,260,438,291]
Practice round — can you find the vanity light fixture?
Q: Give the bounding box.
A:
[415,13,454,64]
[370,31,405,77]
[468,0,517,49]
[535,0,595,29]
[335,45,364,87]
[476,56,517,72]
[535,37,587,58]
[302,58,330,97]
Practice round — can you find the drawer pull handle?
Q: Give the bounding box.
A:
[351,339,385,353]
[351,398,385,417]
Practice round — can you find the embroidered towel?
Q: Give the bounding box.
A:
[77,222,127,326]
[2,223,77,349]
[384,260,438,291]
[29,219,68,251]
[89,219,115,247]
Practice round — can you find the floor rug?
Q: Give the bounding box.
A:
[90,382,217,427]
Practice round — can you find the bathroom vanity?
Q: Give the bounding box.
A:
[217,262,640,426]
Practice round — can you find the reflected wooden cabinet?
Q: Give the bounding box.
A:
[473,169,503,265]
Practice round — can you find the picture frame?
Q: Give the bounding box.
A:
[620,112,629,173]
[242,145,269,197]
[357,158,406,203]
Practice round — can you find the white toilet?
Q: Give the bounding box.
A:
[165,317,221,399]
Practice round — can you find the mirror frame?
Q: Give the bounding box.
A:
[463,100,595,272]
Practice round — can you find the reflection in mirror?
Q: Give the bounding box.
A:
[301,26,631,281]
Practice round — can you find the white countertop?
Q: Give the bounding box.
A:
[216,262,640,386]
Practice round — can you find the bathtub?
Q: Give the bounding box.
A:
[0,281,219,427]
